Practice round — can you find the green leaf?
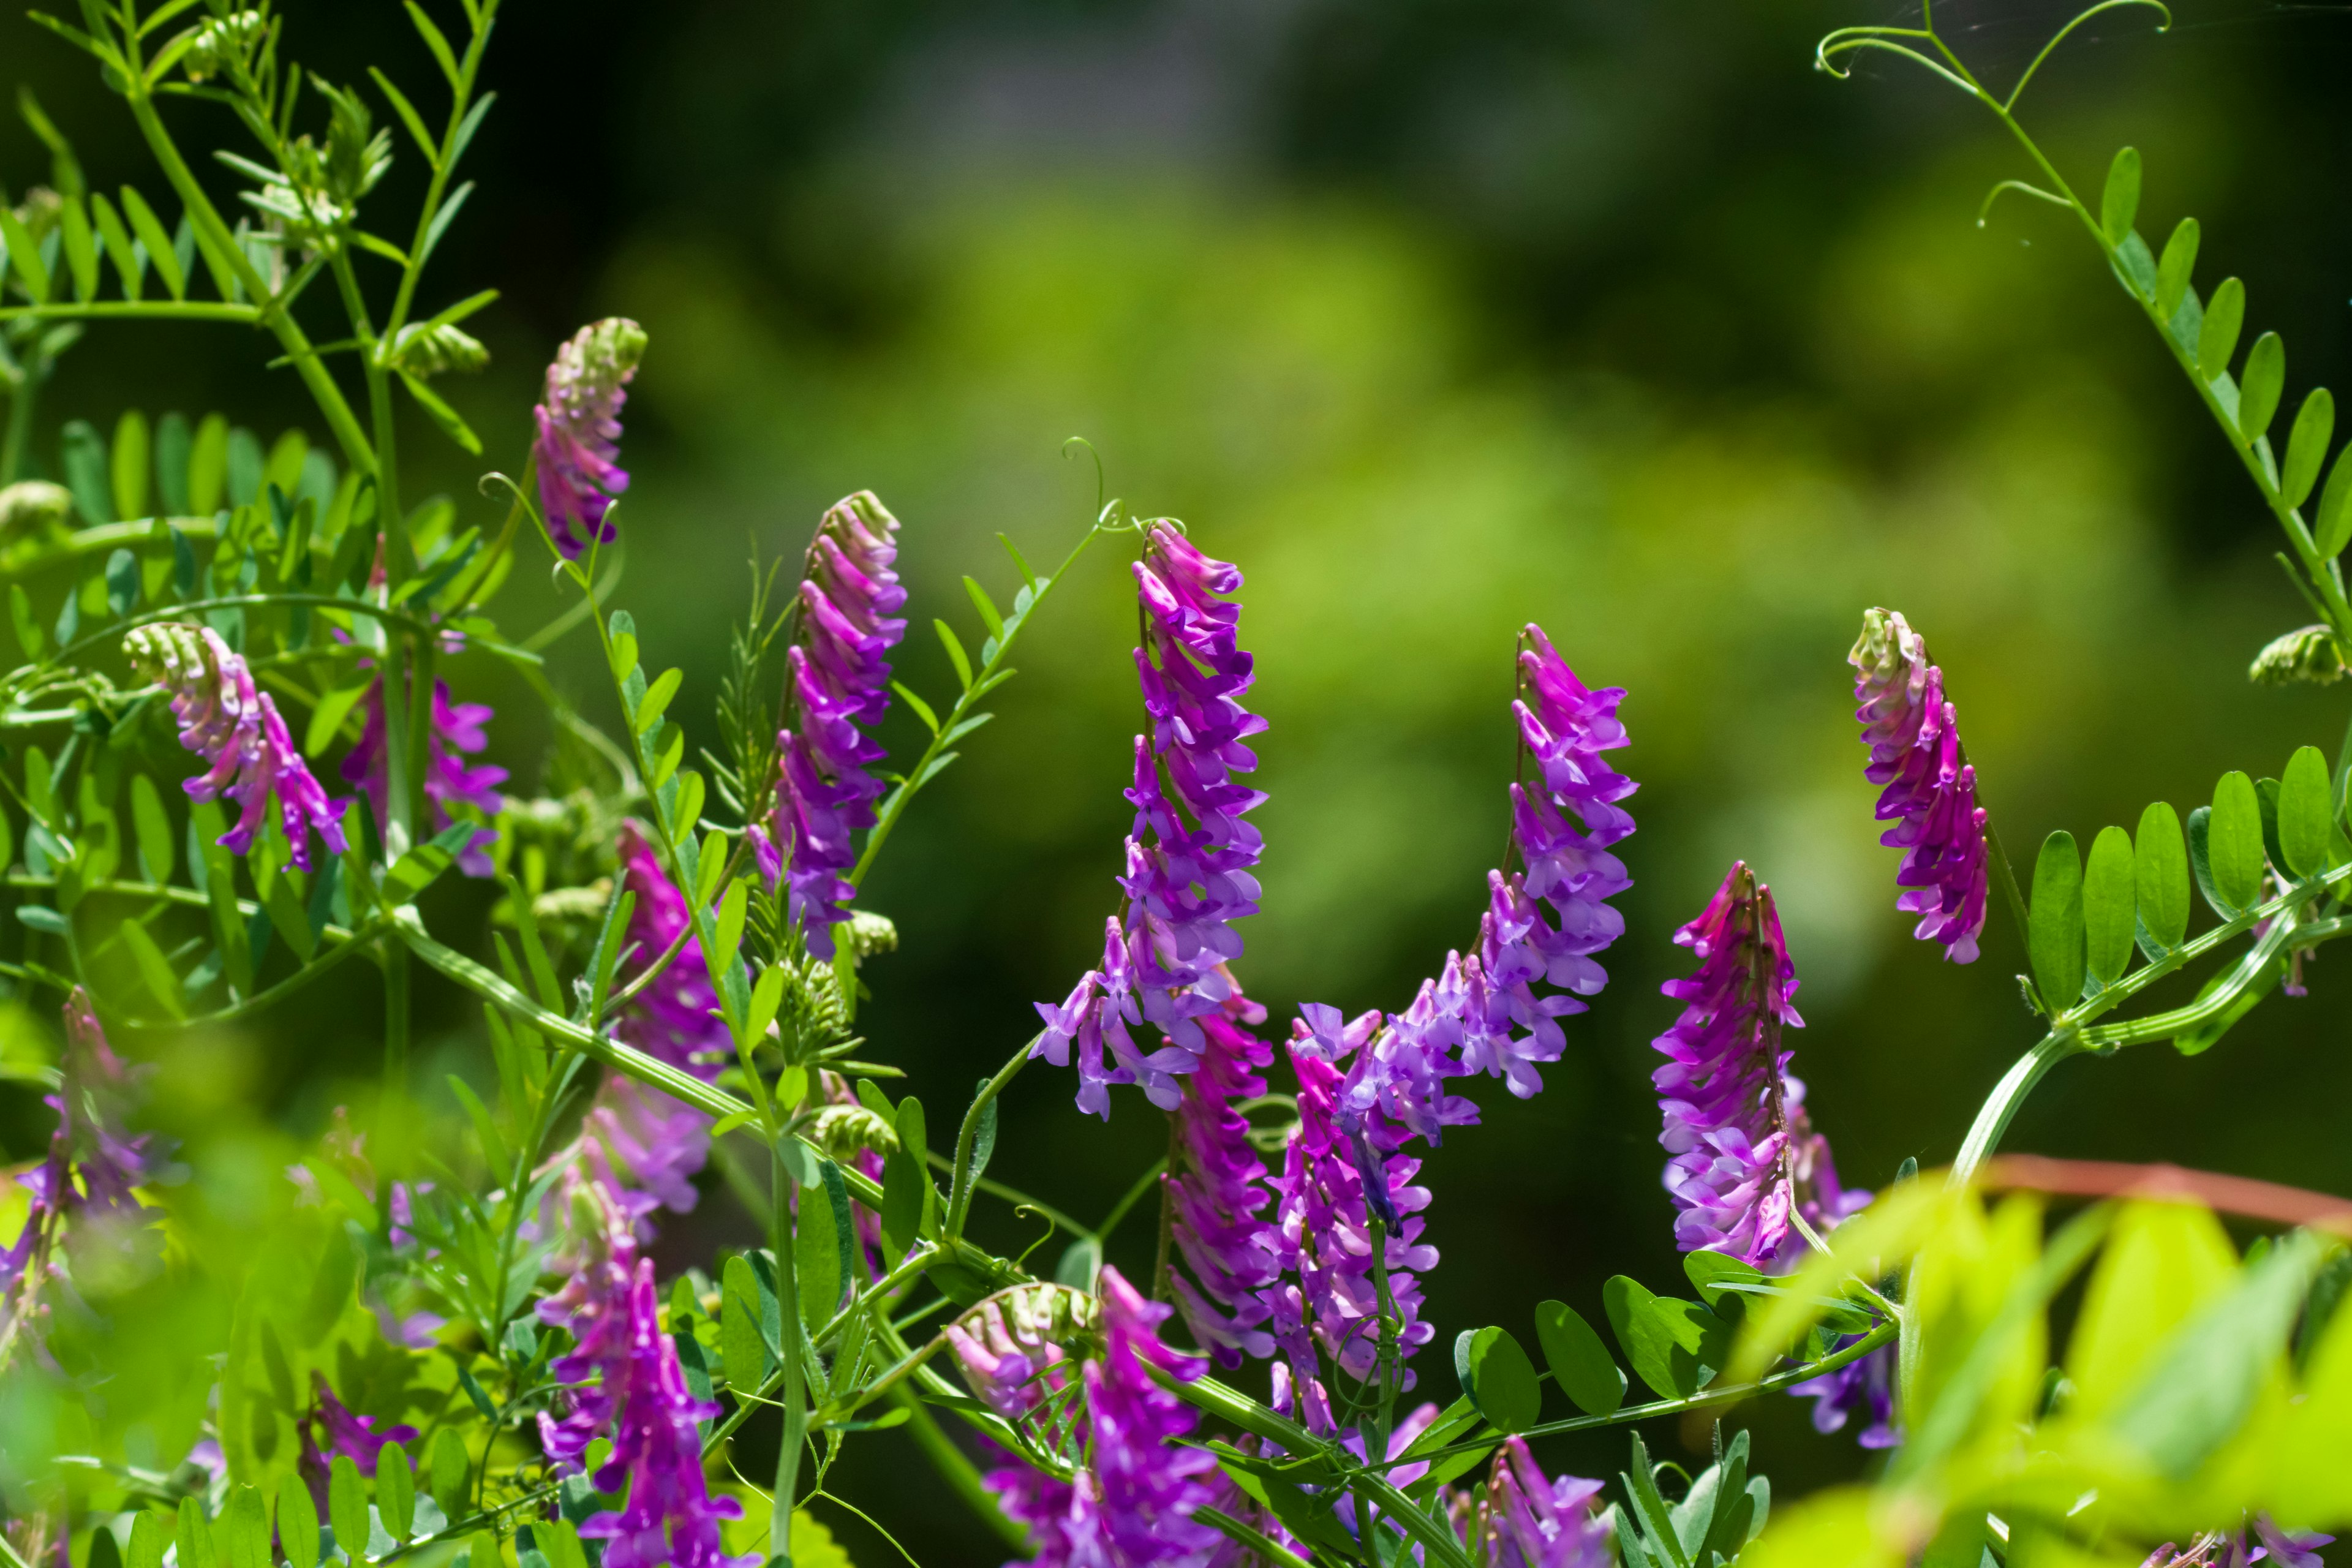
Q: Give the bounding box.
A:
[277,1474,321,1568]
[962,576,1005,639]
[2209,771,2266,912]
[106,546,141,616]
[2134,800,2191,956]
[879,1146,925,1258]
[2106,1231,2320,1478]
[2082,824,2136,986]
[62,419,115,525]
[2099,146,2140,245]
[2155,216,2199,323]
[9,585,42,658]
[722,1254,769,1400]
[1604,1276,1732,1400]
[2029,830,2086,1011]
[633,667,681,734]
[2278,744,2337,879]
[890,680,940,736]
[427,1430,466,1520]
[377,1442,415,1536]
[2318,447,2352,560]
[693,827,727,905]
[606,613,638,679]
[933,619,973,691]
[2282,389,2336,510]
[304,680,372,758]
[1533,1298,1624,1416]
[1620,1433,1693,1568]
[2198,276,2245,383]
[59,194,97,302]
[403,0,462,85]
[176,1499,216,1568]
[89,192,141,301]
[119,187,184,301]
[113,409,152,519]
[1453,1324,1542,1433]
[222,1485,270,1568]
[398,372,483,456]
[128,1512,168,1568]
[120,919,186,1020]
[446,1074,511,1177]
[189,415,229,514]
[2066,1199,2240,1422]
[129,773,174,883]
[328,1456,368,1565]
[796,1160,853,1335]
[2238,331,2286,444]
[0,207,50,303]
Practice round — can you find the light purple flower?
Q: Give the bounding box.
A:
[944,1296,1077,1425]
[1653,863,1863,1268]
[535,1159,753,1568]
[1033,524,1267,1117]
[2137,1517,2335,1567]
[1851,608,1989,963]
[533,318,647,560]
[756,492,907,960]
[1084,1267,1224,1565]
[126,623,347,872]
[341,679,506,875]
[1477,1438,1613,1568]
[1165,993,1283,1368]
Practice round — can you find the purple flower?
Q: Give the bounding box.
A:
[983,1453,1088,1567]
[1477,1438,1613,1568]
[1263,1014,1438,1432]
[1850,608,1989,963]
[1033,524,1267,1117]
[2138,1518,2335,1567]
[1790,1335,1899,1450]
[1653,864,1863,1268]
[1082,1267,1224,1566]
[944,1295,1077,1424]
[126,623,347,872]
[340,679,506,875]
[1165,994,1283,1368]
[591,823,729,1213]
[533,318,647,560]
[536,1160,753,1568]
[756,492,907,959]
[299,1371,418,1497]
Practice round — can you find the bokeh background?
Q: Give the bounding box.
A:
[9,0,2352,1560]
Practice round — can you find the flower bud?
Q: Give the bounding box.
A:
[2248,624,2347,687]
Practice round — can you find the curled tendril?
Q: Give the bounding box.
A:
[1817,0,2170,113]
[1977,178,2073,229]
[2003,0,2172,113]
[1061,434,1107,516]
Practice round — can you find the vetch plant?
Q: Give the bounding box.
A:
[2,3,2352,1568]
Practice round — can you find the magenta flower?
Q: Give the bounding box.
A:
[535,1160,753,1568]
[126,623,347,872]
[340,679,506,875]
[1851,608,1989,963]
[590,823,730,1213]
[1478,1439,1613,1568]
[943,1295,1077,1424]
[1164,994,1283,1368]
[533,318,647,559]
[298,1372,418,1498]
[1082,1267,1224,1564]
[1652,863,1864,1267]
[1033,524,1267,1118]
[755,492,907,959]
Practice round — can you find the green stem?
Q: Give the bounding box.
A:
[946,1041,1035,1237]
[383,939,411,1102]
[773,1145,807,1568]
[0,301,258,325]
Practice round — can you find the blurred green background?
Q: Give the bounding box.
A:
[8,0,2352,1559]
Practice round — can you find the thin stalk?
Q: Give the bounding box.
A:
[772,1145,807,1567]
[383,940,411,1102]
[946,1040,1035,1237]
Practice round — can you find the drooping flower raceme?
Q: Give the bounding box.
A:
[1850,607,1989,963]
[1652,862,1863,1268]
[590,823,731,1215]
[341,679,507,875]
[1034,524,1267,1117]
[533,318,647,560]
[1476,1438,1614,1568]
[535,1160,752,1568]
[1163,992,1283,1368]
[126,623,347,872]
[753,492,907,959]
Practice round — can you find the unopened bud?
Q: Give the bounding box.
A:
[2248,625,2346,687]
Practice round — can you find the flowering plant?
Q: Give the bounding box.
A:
[1,3,2350,1567]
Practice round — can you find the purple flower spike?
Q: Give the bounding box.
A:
[1165,996,1283,1367]
[1033,522,1267,1117]
[533,318,647,559]
[588,823,729,1214]
[1479,1438,1613,1568]
[127,623,348,872]
[1652,864,1863,1268]
[341,679,507,875]
[761,492,907,959]
[1851,608,1989,963]
[1085,1267,1223,1565]
[535,1158,754,1568]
